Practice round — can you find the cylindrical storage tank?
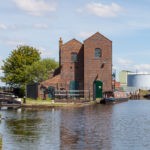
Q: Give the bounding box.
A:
[127,74,150,89]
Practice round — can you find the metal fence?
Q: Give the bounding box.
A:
[54,90,90,100]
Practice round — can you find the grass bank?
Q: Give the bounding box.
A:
[21,98,96,108]
[0,137,2,150]
[24,98,53,105]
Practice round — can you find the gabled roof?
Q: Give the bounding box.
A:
[40,75,63,87]
[62,38,83,47]
[84,32,112,42]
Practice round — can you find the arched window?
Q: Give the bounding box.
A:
[95,48,101,58]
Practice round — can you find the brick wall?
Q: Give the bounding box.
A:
[84,32,112,97]
[60,39,84,90]
[38,32,113,99]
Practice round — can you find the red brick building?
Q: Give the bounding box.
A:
[40,32,112,99]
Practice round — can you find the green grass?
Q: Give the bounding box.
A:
[139,89,150,96]
[23,98,75,107]
[21,98,96,108]
[25,98,53,105]
[0,137,2,150]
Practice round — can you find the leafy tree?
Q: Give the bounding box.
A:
[1,45,41,87]
[26,58,59,83]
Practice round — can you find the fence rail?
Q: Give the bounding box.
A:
[54,90,90,100]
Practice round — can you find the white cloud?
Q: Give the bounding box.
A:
[39,47,53,58]
[38,47,58,60]
[5,40,25,47]
[77,32,93,39]
[0,23,48,30]
[122,50,150,57]
[79,2,123,18]
[134,64,150,73]
[116,58,133,66]
[0,24,7,30]
[33,23,49,29]
[13,0,56,16]
[114,58,150,73]
[114,57,133,72]
[0,57,3,66]
[0,24,21,30]
[0,58,4,78]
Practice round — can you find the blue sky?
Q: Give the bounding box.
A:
[0,0,150,84]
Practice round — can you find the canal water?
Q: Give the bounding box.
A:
[1,100,150,150]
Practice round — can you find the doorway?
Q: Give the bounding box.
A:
[93,80,103,100]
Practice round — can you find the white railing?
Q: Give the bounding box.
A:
[54,90,90,99]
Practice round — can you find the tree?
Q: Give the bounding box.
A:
[1,45,41,87]
[25,58,59,83]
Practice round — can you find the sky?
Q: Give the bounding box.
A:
[0,0,150,85]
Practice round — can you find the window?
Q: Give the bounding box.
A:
[71,52,78,62]
[95,48,101,58]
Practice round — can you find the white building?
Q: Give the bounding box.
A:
[119,70,132,91]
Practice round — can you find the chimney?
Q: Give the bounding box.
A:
[59,37,63,49]
[59,37,63,67]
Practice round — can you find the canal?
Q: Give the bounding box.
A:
[1,100,150,150]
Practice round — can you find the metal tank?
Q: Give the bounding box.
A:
[127,73,150,89]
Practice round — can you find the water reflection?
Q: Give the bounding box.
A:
[0,108,61,150]
[6,118,41,140]
[1,101,150,150]
[60,105,113,150]
[110,101,150,150]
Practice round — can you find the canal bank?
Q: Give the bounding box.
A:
[0,137,2,150]
[20,98,97,108]
[0,96,99,109]
[1,95,130,109]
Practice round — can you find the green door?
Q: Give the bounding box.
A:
[93,80,103,99]
[48,86,55,99]
[69,81,79,97]
[69,80,79,90]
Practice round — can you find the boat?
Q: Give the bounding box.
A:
[0,92,21,108]
[100,91,128,104]
[143,94,150,99]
